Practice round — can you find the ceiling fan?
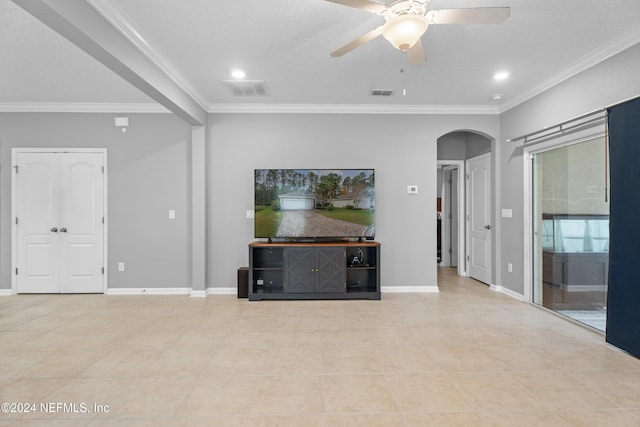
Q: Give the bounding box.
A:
[325,0,510,66]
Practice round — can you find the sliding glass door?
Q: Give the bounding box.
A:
[532,137,609,331]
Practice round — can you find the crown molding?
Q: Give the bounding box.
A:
[0,102,500,115]
[87,0,209,111]
[499,28,640,113]
[208,103,500,115]
[0,103,171,113]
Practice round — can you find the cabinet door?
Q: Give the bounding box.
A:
[284,247,315,293]
[316,247,346,293]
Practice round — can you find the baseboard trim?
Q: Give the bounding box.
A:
[3,287,238,297]
[490,284,525,301]
[206,287,236,295]
[106,287,191,295]
[106,286,445,296]
[382,286,440,293]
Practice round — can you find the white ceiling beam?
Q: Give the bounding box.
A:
[12,0,207,126]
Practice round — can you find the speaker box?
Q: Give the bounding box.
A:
[237,267,249,298]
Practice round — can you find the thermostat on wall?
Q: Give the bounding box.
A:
[407,185,418,195]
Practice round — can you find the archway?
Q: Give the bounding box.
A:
[436,130,492,279]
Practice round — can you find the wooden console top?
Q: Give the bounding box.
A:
[250,241,380,248]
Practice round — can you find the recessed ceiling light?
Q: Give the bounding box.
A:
[494,71,509,81]
[231,69,246,79]
[491,94,503,101]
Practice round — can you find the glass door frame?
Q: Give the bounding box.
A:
[522,125,607,306]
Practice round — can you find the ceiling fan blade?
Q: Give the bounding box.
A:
[323,0,386,14]
[330,26,384,57]
[406,39,426,67]
[428,7,510,25]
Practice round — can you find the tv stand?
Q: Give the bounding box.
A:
[248,241,380,301]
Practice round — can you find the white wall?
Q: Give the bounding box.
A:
[206,113,499,290]
[499,43,640,295]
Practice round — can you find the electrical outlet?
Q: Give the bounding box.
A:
[507,263,513,273]
[118,262,125,272]
[169,210,175,219]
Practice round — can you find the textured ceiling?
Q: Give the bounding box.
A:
[2,0,640,111]
[0,0,152,104]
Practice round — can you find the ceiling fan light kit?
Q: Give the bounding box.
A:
[325,0,510,66]
[382,14,428,50]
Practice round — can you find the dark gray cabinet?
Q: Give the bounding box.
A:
[285,247,345,293]
[249,242,380,301]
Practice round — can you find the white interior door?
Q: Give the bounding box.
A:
[59,153,105,293]
[467,154,492,284]
[16,153,60,293]
[16,151,105,293]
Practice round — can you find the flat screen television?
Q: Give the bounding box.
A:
[254,169,375,240]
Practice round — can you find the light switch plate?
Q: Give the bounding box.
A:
[407,185,418,195]
[501,208,513,218]
[169,210,176,219]
[246,209,255,219]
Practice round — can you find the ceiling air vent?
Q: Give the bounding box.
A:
[223,80,270,97]
[371,89,394,97]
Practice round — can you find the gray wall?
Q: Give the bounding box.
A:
[466,133,493,159]
[499,42,640,295]
[6,42,635,295]
[437,131,491,160]
[0,113,192,290]
[206,113,499,289]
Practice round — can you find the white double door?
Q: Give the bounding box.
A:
[15,151,105,293]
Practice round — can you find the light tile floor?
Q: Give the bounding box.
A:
[1,268,639,426]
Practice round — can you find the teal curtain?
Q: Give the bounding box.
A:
[606,96,640,357]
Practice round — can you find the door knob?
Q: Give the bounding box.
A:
[60,227,67,233]
[50,227,58,232]
[484,225,492,230]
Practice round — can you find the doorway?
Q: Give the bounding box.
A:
[437,161,465,276]
[437,131,492,281]
[12,149,107,294]
[531,137,609,331]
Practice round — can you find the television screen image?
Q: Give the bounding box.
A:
[254,169,375,240]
